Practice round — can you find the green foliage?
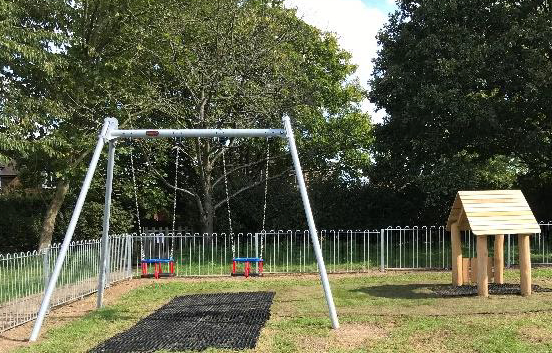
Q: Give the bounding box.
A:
[0,191,45,252]
[368,0,552,224]
[0,0,373,247]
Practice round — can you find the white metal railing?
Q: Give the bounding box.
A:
[131,223,552,275]
[132,230,382,277]
[2,223,552,333]
[0,235,132,332]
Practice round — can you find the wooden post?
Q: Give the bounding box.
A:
[477,235,488,297]
[451,222,463,286]
[494,234,504,284]
[462,258,470,284]
[470,257,478,283]
[518,234,531,296]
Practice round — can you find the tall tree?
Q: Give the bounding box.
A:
[129,0,371,233]
[1,0,372,243]
[0,0,154,248]
[369,0,552,223]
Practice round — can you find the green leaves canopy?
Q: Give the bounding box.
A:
[368,0,552,223]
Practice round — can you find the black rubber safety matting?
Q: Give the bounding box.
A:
[432,283,552,297]
[90,291,275,352]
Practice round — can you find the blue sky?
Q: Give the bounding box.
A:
[284,0,398,123]
[362,0,398,14]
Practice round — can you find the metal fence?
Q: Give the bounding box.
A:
[131,223,552,276]
[0,235,132,332]
[2,223,552,333]
[132,230,382,276]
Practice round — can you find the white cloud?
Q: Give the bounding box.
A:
[284,0,389,123]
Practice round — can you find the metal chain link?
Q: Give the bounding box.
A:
[262,138,270,232]
[129,138,144,259]
[170,138,180,259]
[222,149,235,258]
[260,138,270,259]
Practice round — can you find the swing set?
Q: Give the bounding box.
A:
[129,137,179,279]
[221,142,270,277]
[129,133,270,278]
[29,117,339,341]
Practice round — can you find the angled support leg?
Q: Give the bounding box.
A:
[97,137,117,308]
[30,118,118,341]
[283,116,339,329]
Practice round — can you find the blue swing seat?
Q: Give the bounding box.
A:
[232,257,264,277]
[141,258,175,278]
[141,258,174,264]
[233,257,263,262]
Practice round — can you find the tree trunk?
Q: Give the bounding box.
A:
[38,180,70,250]
[200,162,215,235]
[201,198,214,234]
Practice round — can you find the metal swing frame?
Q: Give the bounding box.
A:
[29,116,339,341]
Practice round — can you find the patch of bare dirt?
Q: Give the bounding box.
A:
[0,278,153,353]
[518,325,552,344]
[409,329,452,353]
[298,323,389,352]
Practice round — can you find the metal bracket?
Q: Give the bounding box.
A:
[102,118,119,142]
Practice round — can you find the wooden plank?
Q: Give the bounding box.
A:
[458,191,524,199]
[470,225,540,231]
[463,204,531,211]
[470,258,478,284]
[460,198,527,203]
[466,211,535,217]
[487,257,493,282]
[466,205,528,211]
[470,225,541,232]
[457,208,467,228]
[467,219,540,225]
[494,235,504,284]
[471,229,541,236]
[468,222,540,228]
[451,222,462,286]
[459,189,522,193]
[461,198,527,203]
[468,214,537,219]
[460,194,525,200]
[469,223,541,230]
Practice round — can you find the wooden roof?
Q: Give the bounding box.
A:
[446,190,541,235]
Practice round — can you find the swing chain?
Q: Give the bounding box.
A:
[170,138,180,259]
[262,138,270,232]
[129,137,145,260]
[222,149,235,258]
[260,139,270,259]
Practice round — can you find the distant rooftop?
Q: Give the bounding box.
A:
[0,163,17,177]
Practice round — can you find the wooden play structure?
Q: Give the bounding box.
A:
[446,190,541,296]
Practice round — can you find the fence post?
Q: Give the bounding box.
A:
[507,234,511,268]
[42,248,50,289]
[127,234,132,278]
[380,229,385,271]
[105,237,111,287]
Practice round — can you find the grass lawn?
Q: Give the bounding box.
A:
[14,269,552,353]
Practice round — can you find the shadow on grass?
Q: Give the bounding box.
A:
[86,307,138,321]
[351,283,447,299]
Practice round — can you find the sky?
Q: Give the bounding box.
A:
[284,0,398,124]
